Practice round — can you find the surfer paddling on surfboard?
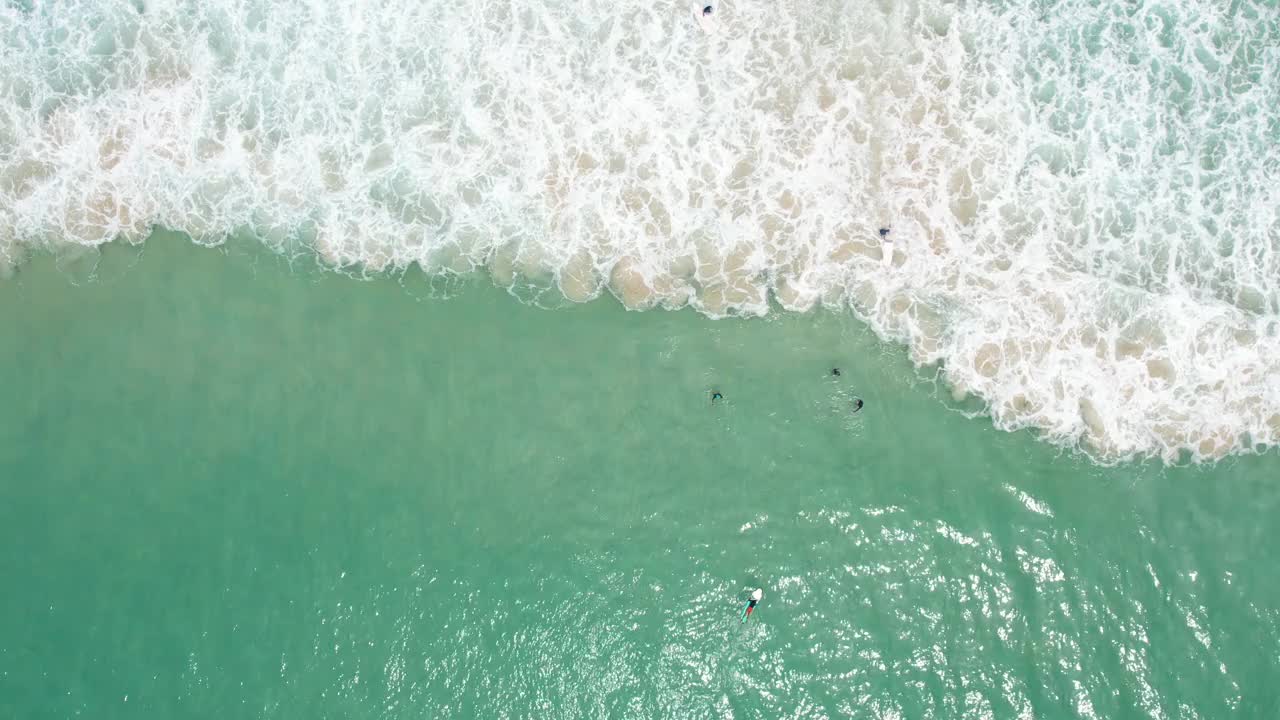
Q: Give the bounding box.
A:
[740,588,763,622]
[696,2,719,33]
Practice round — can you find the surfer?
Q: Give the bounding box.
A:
[852,397,864,412]
[741,588,763,622]
[695,3,718,34]
[879,227,890,237]
[711,390,724,402]
[831,368,841,376]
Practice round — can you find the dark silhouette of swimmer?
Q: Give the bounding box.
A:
[852,398,864,412]
[703,5,713,15]
[711,391,724,402]
[831,368,841,376]
[879,228,890,237]
[741,587,763,622]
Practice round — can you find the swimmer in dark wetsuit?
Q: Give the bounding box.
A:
[741,588,763,622]
[831,368,841,376]
[711,390,723,402]
[703,5,714,16]
[852,398,864,412]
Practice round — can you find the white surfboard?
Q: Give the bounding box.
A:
[694,3,719,34]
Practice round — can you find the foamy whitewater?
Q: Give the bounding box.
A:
[1,0,1278,462]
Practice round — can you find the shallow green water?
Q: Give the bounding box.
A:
[1,236,1278,719]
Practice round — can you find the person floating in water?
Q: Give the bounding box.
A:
[703,4,714,16]
[741,588,763,622]
[830,369,861,411]
[711,390,724,403]
[879,227,890,237]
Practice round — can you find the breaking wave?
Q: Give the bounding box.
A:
[2,0,1278,462]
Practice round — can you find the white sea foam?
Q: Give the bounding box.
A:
[2,0,1278,463]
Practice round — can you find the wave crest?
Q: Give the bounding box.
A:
[2,0,1278,462]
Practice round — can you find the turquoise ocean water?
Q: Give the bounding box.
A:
[2,238,1278,718]
[3,0,1280,717]
[3,0,1279,460]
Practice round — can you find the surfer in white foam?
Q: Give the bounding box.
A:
[696,3,718,33]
